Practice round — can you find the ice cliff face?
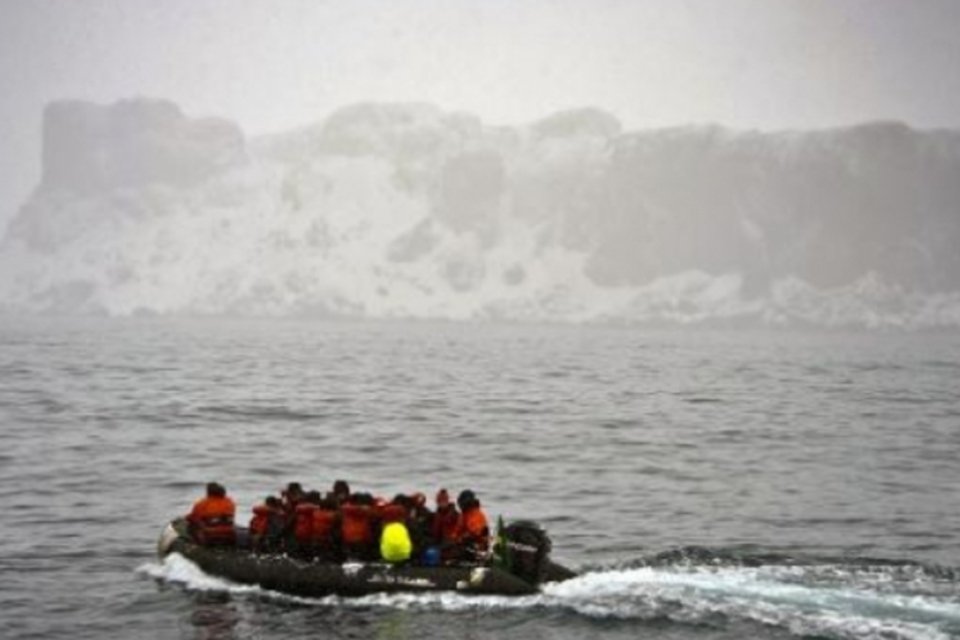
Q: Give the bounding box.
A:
[2,98,959,327]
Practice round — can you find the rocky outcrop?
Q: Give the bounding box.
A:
[40,99,245,194]
[2,99,959,327]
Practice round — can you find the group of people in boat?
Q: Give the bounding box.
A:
[185,480,491,566]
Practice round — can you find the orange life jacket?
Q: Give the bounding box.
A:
[341,503,375,546]
[250,504,285,538]
[249,505,270,536]
[431,506,460,543]
[310,508,337,546]
[294,503,318,543]
[188,495,236,544]
[379,503,407,524]
[459,506,490,551]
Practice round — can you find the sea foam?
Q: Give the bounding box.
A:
[140,553,960,639]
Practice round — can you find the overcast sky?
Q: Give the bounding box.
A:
[2,0,960,230]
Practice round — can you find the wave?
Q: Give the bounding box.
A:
[138,548,960,640]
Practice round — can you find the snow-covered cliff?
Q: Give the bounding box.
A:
[2,98,959,327]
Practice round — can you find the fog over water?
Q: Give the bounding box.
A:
[3,0,960,233]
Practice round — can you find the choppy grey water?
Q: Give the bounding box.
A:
[2,317,960,640]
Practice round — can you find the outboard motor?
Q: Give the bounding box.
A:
[499,520,553,585]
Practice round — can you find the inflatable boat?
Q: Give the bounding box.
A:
[157,518,576,597]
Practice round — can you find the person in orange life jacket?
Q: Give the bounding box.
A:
[430,489,460,561]
[280,482,305,548]
[411,492,428,512]
[310,497,340,561]
[187,482,236,546]
[293,491,323,556]
[340,492,377,560]
[330,479,351,506]
[456,489,490,558]
[249,495,285,552]
[281,482,304,515]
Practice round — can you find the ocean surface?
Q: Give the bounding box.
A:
[2,317,960,640]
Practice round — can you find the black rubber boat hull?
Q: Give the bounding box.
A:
[158,520,572,597]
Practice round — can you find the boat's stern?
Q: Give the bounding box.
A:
[498,520,576,586]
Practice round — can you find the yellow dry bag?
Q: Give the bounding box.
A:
[380,521,413,562]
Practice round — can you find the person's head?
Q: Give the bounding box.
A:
[265,496,282,508]
[436,488,451,509]
[285,482,303,497]
[306,490,322,504]
[457,489,478,511]
[333,480,350,499]
[411,492,427,509]
[351,492,373,506]
[207,482,226,498]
